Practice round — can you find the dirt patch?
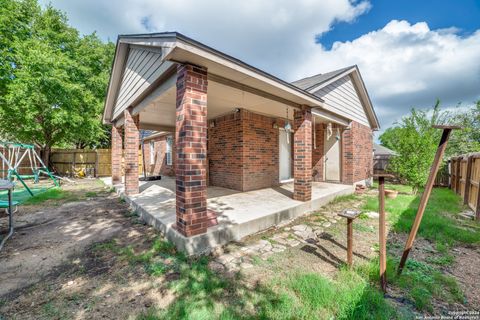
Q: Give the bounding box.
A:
[447,246,480,309]
[0,179,176,319]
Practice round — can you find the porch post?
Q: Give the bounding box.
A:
[293,107,312,201]
[123,108,140,195]
[111,125,123,184]
[175,64,215,237]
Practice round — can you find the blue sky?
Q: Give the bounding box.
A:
[40,0,480,135]
[319,0,480,49]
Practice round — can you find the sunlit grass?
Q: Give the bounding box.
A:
[363,188,479,245]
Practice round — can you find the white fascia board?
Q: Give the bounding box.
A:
[312,108,350,127]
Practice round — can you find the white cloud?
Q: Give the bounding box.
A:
[40,0,370,76]
[293,20,480,130]
[40,1,480,133]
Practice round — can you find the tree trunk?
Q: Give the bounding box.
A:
[41,145,51,169]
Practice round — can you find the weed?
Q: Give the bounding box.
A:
[43,301,63,318]
[387,258,464,312]
[85,191,97,197]
[23,188,76,205]
[353,223,374,233]
[331,194,358,204]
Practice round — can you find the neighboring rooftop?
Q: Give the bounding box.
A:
[291,66,354,91]
[373,143,398,156]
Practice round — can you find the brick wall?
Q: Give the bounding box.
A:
[207,109,287,192]
[242,110,281,191]
[111,126,123,184]
[293,108,312,201]
[143,135,175,177]
[342,121,373,184]
[312,123,325,182]
[175,64,215,237]
[123,109,139,195]
[207,112,243,190]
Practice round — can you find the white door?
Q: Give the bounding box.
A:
[324,130,341,181]
[279,130,292,181]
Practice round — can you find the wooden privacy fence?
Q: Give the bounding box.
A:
[450,153,480,219]
[50,148,143,177]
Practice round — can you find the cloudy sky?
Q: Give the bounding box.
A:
[40,0,480,135]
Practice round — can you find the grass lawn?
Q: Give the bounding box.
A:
[94,186,470,319]
[363,187,480,246]
[2,180,475,319]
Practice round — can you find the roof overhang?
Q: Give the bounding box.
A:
[103,32,326,125]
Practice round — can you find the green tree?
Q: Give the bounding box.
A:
[445,100,480,157]
[379,101,446,194]
[0,0,114,164]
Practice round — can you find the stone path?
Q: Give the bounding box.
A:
[211,209,359,272]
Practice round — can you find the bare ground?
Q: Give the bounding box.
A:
[0,180,478,319]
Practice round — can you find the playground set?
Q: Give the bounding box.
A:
[0,142,59,200]
[0,142,60,250]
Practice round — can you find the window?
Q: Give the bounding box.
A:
[166,136,173,166]
[149,141,155,165]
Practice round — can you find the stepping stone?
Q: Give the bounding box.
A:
[294,230,316,241]
[240,262,254,269]
[272,244,287,252]
[366,211,379,218]
[286,239,300,247]
[284,227,291,231]
[292,224,309,232]
[216,254,235,264]
[261,251,274,260]
[322,222,332,228]
[329,219,337,224]
[257,239,270,246]
[272,237,289,245]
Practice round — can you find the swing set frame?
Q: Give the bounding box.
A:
[0,141,59,197]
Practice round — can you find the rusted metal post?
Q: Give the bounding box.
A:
[378,176,387,292]
[373,173,393,293]
[338,209,361,267]
[398,125,460,275]
[347,218,353,266]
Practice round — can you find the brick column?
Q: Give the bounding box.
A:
[111,125,123,184]
[175,64,216,237]
[293,108,312,201]
[124,108,139,195]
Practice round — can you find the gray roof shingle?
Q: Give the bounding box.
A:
[291,66,354,91]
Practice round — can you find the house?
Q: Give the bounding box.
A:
[373,143,397,174]
[103,32,379,252]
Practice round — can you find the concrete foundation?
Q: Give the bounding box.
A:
[103,177,354,255]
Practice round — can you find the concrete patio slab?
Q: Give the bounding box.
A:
[103,177,354,255]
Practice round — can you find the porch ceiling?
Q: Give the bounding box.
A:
[136,78,340,132]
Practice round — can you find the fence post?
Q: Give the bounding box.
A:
[464,155,473,205]
[455,157,461,194]
[94,150,99,178]
[72,151,76,177]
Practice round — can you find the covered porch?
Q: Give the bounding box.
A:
[105,177,353,254]
[103,33,353,252]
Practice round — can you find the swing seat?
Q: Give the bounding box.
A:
[0,200,19,208]
[18,175,36,179]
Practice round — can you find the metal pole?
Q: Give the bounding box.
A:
[398,125,459,275]
[347,218,353,266]
[378,176,387,293]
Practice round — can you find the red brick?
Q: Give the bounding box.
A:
[124,109,139,195]
[175,64,217,237]
[111,126,123,184]
[293,108,312,201]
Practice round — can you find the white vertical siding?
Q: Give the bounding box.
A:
[313,75,370,127]
[112,47,167,119]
